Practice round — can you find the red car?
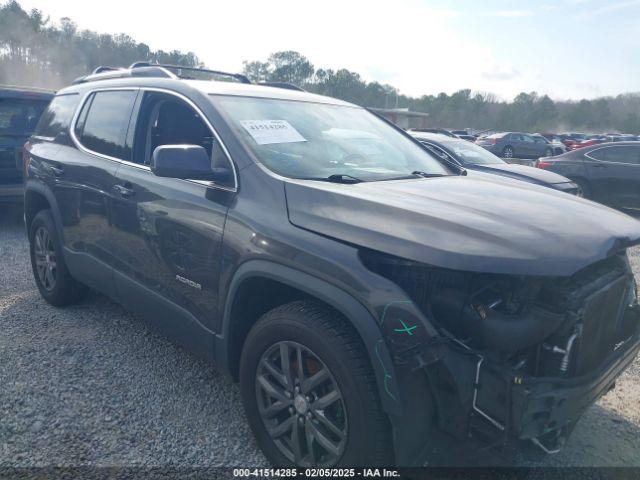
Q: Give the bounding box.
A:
[569,138,606,150]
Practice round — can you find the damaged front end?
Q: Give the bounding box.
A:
[361,250,640,464]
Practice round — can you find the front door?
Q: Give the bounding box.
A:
[110,90,236,357]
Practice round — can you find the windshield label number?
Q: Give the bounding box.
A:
[240,119,307,145]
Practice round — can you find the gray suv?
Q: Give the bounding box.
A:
[23,63,640,467]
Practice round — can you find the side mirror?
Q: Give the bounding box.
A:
[151,145,231,182]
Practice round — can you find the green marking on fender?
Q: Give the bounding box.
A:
[394,319,417,336]
[374,340,397,402]
[379,300,413,326]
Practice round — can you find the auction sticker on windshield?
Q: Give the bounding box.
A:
[240,120,307,145]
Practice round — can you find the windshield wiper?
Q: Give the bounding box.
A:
[297,174,364,184]
[411,171,449,178]
[327,174,364,183]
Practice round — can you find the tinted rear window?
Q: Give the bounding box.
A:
[76,90,137,160]
[35,94,79,139]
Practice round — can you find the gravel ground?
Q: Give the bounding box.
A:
[0,203,639,468]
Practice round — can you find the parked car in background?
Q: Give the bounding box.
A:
[0,85,53,202]
[475,131,554,159]
[569,137,607,150]
[409,128,456,137]
[453,133,476,142]
[449,129,467,136]
[532,133,567,155]
[611,135,639,142]
[558,133,588,150]
[537,142,640,208]
[412,132,578,194]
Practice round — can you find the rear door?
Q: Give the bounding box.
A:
[50,88,138,296]
[586,145,640,208]
[110,89,236,357]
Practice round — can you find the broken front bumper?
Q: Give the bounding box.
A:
[417,329,640,464]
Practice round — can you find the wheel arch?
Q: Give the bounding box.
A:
[24,182,62,240]
[216,259,403,416]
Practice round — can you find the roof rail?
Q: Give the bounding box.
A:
[73,61,304,93]
[129,62,251,84]
[73,65,176,84]
[258,81,305,92]
[92,66,122,74]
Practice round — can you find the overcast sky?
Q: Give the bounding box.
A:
[17,0,640,100]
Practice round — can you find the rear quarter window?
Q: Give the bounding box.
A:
[35,94,80,139]
[75,90,137,160]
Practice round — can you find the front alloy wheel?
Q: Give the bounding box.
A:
[256,341,347,466]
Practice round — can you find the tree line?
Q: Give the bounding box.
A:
[244,51,640,134]
[1,0,638,133]
[0,1,200,89]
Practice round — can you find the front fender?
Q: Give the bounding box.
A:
[217,259,403,416]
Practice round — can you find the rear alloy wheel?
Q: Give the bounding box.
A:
[256,341,347,465]
[33,226,57,291]
[29,209,86,306]
[502,145,514,158]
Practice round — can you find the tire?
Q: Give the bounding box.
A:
[29,209,87,306]
[573,179,592,199]
[240,300,391,467]
[502,145,514,159]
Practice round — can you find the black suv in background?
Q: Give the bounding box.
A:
[24,64,640,467]
[0,86,53,202]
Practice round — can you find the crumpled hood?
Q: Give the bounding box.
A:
[285,175,640,276]
[470,163,572,185]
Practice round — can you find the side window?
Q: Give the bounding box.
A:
[603,146,640,165]
[521,134,534,143]
[35,94,80,139]
[589,148,607,161]
[132,91,233,186]
[76,90,137,160]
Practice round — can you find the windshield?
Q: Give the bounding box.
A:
[438,139,505,165]
[212,96,449,181]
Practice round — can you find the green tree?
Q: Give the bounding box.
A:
[267,50,314,85]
